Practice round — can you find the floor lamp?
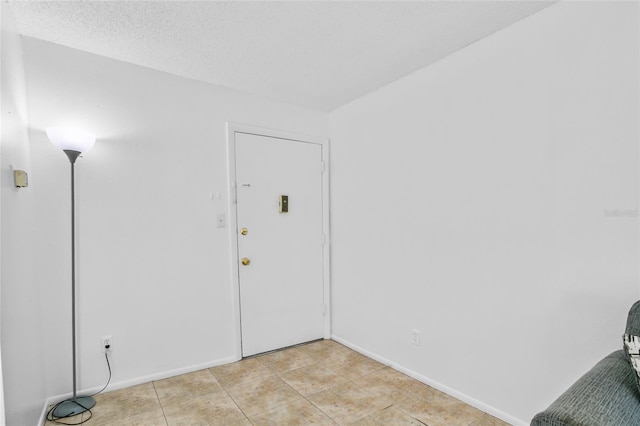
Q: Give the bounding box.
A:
[46,127,97,418]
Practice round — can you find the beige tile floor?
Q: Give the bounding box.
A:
[46,340,511,426]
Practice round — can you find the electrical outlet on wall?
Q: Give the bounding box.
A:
[411,329,420,346]
[101,335,112,352]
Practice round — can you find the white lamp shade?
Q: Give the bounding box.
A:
[46,127,96,153]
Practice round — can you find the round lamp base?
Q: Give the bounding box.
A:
[52,396,96,419]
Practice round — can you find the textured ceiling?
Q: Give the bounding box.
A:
[7,1,555,111]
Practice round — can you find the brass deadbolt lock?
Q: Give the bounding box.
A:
[241,257,251,266]
[240,227,248,235]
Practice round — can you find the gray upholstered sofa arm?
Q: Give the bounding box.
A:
[531,350,640,426]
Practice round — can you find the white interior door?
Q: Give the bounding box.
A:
[235,132,325,357]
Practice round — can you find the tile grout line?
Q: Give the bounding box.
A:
[208,364,257,423]
[273,359,343,424]
[207,367,256,425]
[224,388,253,423]
[151,380,170,426]
[303,395,339,425]
[218,371,262,424]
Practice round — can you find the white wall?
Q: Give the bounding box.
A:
[0,3,47,425]
[330,2,639,424]
[6,2,639,423]
[21,38,328,401]
[1,7,4,424]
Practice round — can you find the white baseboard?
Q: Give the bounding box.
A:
[330,335,526,426]
[38,354,239,426]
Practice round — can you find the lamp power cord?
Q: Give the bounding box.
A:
[46,351,112,425]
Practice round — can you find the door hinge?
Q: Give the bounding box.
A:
[322,304,327,315]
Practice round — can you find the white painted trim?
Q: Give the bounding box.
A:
[225,122,332,359]
[225,124,243,361]
[321,140,332,339]
[331,335,526,426]
[38,355,238,425]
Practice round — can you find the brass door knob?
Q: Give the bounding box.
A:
[240,227,248,235]
[241,257,251,266]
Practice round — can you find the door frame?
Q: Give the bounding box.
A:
[226,122,331,360]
